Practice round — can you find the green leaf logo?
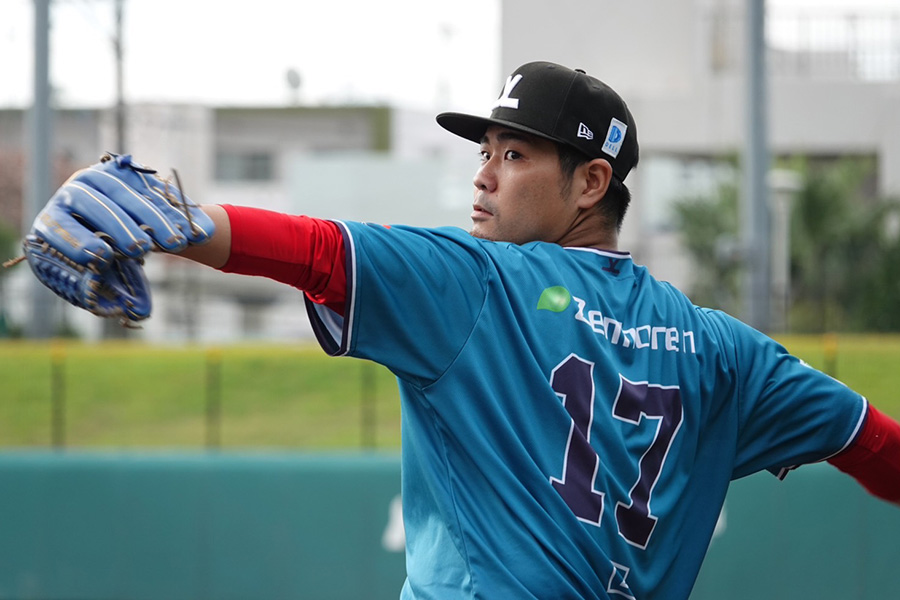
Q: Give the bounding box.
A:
[537,286,571,313]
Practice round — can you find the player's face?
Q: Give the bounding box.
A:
[471,126,580,245]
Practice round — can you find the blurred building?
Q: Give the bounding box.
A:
[502,0,900,313]
[1,0,898,341]
[0,104,477,342]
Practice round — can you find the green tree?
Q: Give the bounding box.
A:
[787,156,900,332]
[854,211,900,330]
[672,163,743,314]
[673,155,900,333]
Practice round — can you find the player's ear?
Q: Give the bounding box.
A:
[574,159,613,211]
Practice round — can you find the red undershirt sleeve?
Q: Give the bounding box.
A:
[828,405,900,504]
[217,205,347,316]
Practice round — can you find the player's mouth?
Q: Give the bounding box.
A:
[471,203,493,221]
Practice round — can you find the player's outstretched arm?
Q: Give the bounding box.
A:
[179,204,347,313]
[177,204,232,269]
[829,406,900,505]
[201,205,348,314]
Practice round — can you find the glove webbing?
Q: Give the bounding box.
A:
[27,238,98,305]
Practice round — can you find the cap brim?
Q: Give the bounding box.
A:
[436,112,561,146]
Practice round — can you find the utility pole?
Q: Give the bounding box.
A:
[26,0,56,339]
[742,0,771,333]
[103,0,128,339]
[114,0,125,153]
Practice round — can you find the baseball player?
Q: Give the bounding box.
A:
[20,61,900,599]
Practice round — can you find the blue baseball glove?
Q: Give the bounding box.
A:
[19,153,215,323]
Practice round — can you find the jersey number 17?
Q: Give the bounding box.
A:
[549,354,684,549]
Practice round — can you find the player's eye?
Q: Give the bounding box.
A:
[504,150,522,160]
[478,150,491,164]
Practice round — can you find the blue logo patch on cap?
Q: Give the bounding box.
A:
[602,118,627,159]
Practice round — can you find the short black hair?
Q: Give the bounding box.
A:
[557,143,633,232]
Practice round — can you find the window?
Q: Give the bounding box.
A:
[215,151,275,182]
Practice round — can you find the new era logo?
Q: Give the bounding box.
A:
[577,123,594,140]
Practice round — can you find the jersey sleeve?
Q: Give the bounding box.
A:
[716,314,868,479]
[305,222,490,387]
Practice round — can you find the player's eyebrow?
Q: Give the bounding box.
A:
[479,130,539,146]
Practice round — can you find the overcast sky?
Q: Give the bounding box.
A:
[0,0,895,112]
[0,0,501,112]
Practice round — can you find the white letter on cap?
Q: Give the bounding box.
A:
[492,74,523,110]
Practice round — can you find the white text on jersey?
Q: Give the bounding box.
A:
[573,296,696,354]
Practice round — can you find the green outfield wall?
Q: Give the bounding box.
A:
[0,453,897,599]
[0,453,406,600]
[693,461,900,599]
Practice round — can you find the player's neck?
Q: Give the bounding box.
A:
[562,231,618,251]
[591,232,618,252]
[556,213,618,251]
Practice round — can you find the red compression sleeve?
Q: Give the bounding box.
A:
[828,405,900,504]
[219,205,346,315]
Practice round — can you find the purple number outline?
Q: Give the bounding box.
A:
[612,376,683,549]
[549,354,683,549]
[549,354,605,525]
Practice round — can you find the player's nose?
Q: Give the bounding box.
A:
[473,161,497,193]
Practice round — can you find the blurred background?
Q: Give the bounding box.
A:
[1,1,900,598]
[0,0,898,343]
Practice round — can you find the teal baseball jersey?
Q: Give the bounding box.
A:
[306,222,867,599]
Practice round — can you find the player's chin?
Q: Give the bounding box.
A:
[469,223,497,241]
[471,223,524,244]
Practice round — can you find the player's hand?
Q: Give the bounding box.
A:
[19,153,215,323]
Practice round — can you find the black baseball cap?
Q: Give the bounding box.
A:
[437,61,639,181]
